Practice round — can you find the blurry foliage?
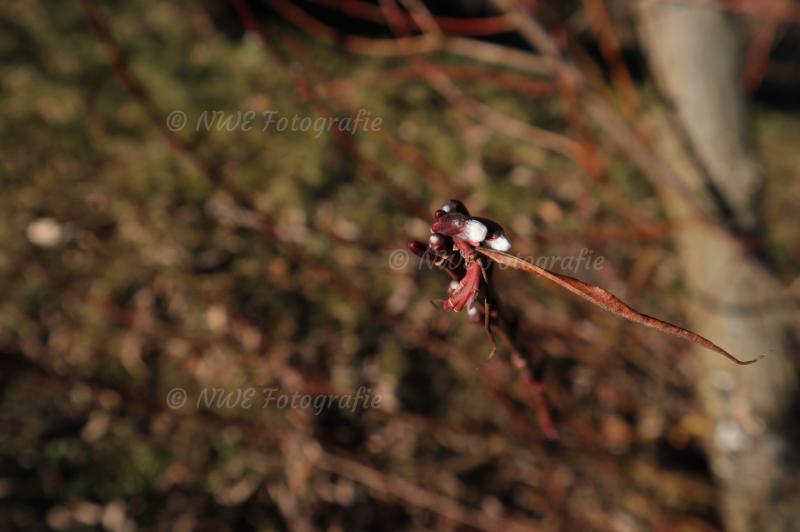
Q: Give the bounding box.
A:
[1,0,799,530]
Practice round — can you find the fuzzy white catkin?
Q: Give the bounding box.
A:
[461,219,488,243]
[485,234,512,251]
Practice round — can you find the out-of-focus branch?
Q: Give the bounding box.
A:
[581,0,640,115]
[417,63,581,159]
[318,453,539,532]
[741,0,794,92]
[324,63,555,98]
[309,0,516,36]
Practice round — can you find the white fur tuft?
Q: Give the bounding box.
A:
[485,234,511,251]
[460,219,487,243]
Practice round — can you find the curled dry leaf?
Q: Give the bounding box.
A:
[475,247,764,366]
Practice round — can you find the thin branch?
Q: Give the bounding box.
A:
[309,0,516,36]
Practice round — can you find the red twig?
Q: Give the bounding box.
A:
[326,62,555,98]
[309,0,516,36]
[581,0,640,115]
[741,0,792,92]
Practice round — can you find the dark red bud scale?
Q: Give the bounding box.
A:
[428,232,451,253]
[443,260,482,312]
[407,240,428,258]
[440,199,470,217]
[432,213,488,245]
[431,213,466,235]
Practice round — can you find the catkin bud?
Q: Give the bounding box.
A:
[472,217,511,251]
[440,199,470,217]
[431,214,488,244]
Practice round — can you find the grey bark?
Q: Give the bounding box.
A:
[635,2,800,531]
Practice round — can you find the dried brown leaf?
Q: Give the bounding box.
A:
[476,248,763,366]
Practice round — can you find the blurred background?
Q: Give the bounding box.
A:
[2,0,800,530]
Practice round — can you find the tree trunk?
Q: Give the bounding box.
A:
[635,2,800,530]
